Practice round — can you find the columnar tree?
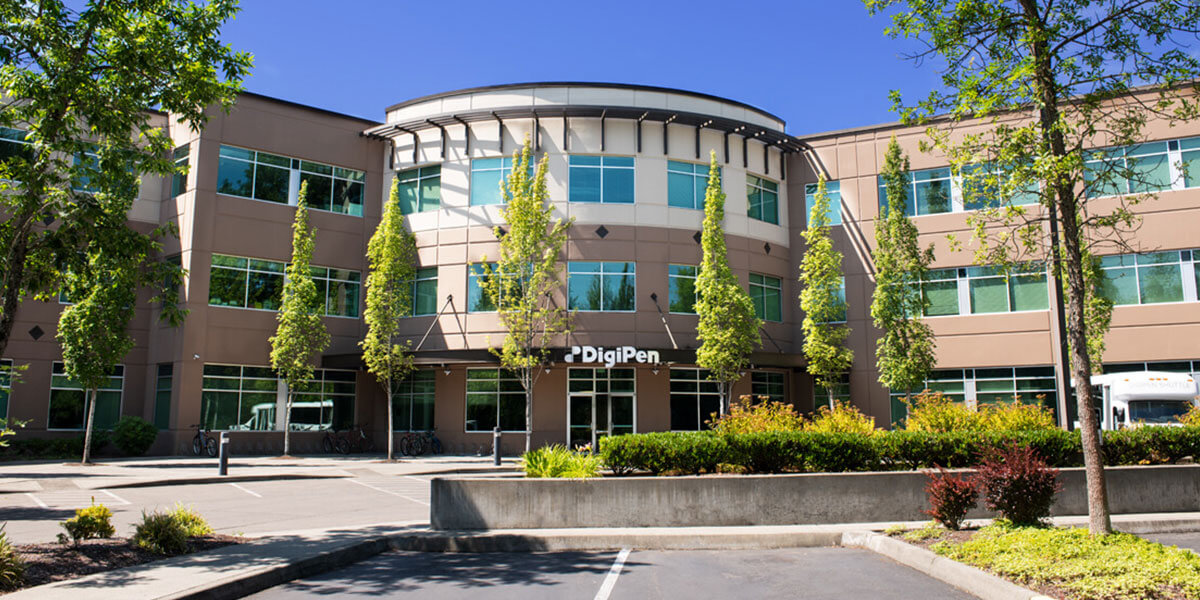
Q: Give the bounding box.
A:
[870,138,937,396]
[481,137,572,453]
[0,0,251,359]
[695,152,761,416]
[864,0,1200,535]
[361,177,418,461]
[269,184,330,457]
[799,176,854,408]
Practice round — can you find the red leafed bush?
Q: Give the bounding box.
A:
[973,443,1061,526]
[924,467,978,530]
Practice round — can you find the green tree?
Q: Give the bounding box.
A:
[800,176,854,408]
[0,0,251,360]
[480,137,572,453]
[269,184,330,457]
[864,0,1200,534]
[361,177,418,461]
[871,138,937,395]
[695,152,761,415]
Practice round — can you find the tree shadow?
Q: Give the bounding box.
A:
[0,506,77,522]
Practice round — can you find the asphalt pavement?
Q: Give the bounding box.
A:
[1145,531,1200,554]
[245,548,979,599]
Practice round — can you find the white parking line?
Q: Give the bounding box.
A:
[98,490,130,505]
[24,493,47,508]
[229,483,262,498]
[348,478,430,507]
[594,548,631,600]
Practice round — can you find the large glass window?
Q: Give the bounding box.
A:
[397,165,440,214]
[0,127,32,165]
[466,263,522,313]
[966,266,1049,314]
[201,365,278,431]
[878,168,953,217]
[568,262,636,312]
[569,155,635,204]
[48,363,123,430]
[669,368,722,431]
[216,145,363,216]
[290,369,355,431]
[393,370,435,432]
[1182,137,1200,189]
[747,174,779,224]
[804,180,842,226]
[959,163,1040,209]
[749,273,782,322]
[568,368,636,438]
[1085,142,1174,197]
[470,157,527,206]
[1100,251,1191,305]
[465,368,526,432]
[921,268,960,316]
[407,267,438,316]
[813,373,852,409]
[668,265,698,314]
[153,364,173,430]
[667,161,716,210]
[311,266,361,318]
[751,371,785,403]
[0,359,12,421]
[171,145,189,197]
[208,254,359,317]
[889,366,1058,425]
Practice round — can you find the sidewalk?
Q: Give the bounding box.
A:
[0,455,520,493]
[8,512,1200,600]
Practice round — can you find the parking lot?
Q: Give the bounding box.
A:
[247,547,978,599]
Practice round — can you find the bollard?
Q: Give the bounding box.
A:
[493,426,501,466]
[218,431,229,476]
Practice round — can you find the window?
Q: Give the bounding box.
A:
[171,144,189,197]
[746,174,779,224]
[467,263,507,313]
[878,168,953,217]
[1182,138,1200,188]
[960,163,1039,209]
[208,254,361,317]
[1085,142,1174,197]
[0,359,11,421]
[465,368,526,432]
[153,364,173,430]
[201,365,278,431]
[216,145,364,216]
[470,157,527,206]
[48,363,123,430]
[569,155,635,203]
[397,165,440,214]
[393,370,435,431]
[922,269,960,316]
[1099,251,1197,306]
[804,180,842,226]
[407,267,438,316]
[813,373,851,409]
[667,161,716,210]
[668,265,698,314]
[290,369,355,431]
[888,366,1058,425]
[749,273,782,322]
[816,278,849,323]
[0,127,32,165]
[751,371,785,403]
[72,145,100,192]
[568,262,635,311]
[568,368,636,440]
[965,266,1048,314]
[669,368,722,431]
[1104,360,1200,374]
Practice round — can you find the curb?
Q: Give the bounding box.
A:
[98,473,349,489]
[841,532,1052,600]
[389,526,844,552]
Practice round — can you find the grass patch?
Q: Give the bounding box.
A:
[520,445,603,478]
[932,523,1200,599]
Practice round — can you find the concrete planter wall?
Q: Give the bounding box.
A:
[430,465,1200,530]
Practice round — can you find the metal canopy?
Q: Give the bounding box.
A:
[361,104,805,154]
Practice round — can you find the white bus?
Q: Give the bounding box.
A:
[1086,371,1199,430]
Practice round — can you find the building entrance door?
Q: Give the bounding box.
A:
[568,393,634,450]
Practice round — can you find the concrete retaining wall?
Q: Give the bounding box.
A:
[430,465,1200,529]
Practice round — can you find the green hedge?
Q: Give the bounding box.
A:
[598,427,1200,475]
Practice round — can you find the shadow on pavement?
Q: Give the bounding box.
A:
[0,507,77,522]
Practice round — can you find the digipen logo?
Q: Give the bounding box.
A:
[564,346,660,368]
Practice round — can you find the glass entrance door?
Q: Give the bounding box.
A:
[568,393,594,449]
[568,393,635,449]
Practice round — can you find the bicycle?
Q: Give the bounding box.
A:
[343,424,375,454]
[418,429,443,455]
[322,428,349,455]
[190,424,218,457]
[397,431,425,456]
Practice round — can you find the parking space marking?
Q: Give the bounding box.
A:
[594,548,630,600]
[24,493,47,508]
[25,489,130,508]
[98,490,130,505]
[348,478,430,507]
[229,483,262,498]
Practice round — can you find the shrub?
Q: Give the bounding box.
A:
[974,444,1061,526]
[57,500,116,546]
[132,510,189,555]
[112,416,158,456]
[521,445,602,478]
[924,467,978,530]
[723,432,810,473]
[168,503,213,536]
[1181,405,1200,427]
[903,392,981,433]
[709,396,805,434]
[804,401,877,435]
[0,524,24,592]
[599,432,728,475]
[1104,426,1200,466]
[978,400,1057,431]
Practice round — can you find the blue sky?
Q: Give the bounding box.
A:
[219,1,941,136]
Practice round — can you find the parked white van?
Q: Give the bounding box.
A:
[1087,371,1199,430]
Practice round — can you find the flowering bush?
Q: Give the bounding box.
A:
[979,400,1057,431]
[804,400,877,435]
[924,467,978,530]
[1181,403,1200,427]
[708,396,805,434]
[902,392,980,433]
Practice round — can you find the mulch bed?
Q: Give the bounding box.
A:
[6,534,244,593]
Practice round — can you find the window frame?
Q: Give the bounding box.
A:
[208,253,361,318]
[668,264,699,315]
[667,160,718,210]
[749,272,783,322]
[215,144,365,216]
[406,266,439,317]
[200,364,280,432]
[396,164,441,214]
[392,370,436,432]
[567,261,637,312]
[47,362,125,431]
[464,368,527,433]
[746,174,780,224]
[668,368,722,431]
[568,155,636,204]
[804,180,842,226]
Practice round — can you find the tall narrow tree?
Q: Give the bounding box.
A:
[800,176,854,408]
[361,177,418,461]
[864,0,1200,534]
[270,184,330,457]
[695,152,761,415]
[871,138,937,396]
[481,137,572,453]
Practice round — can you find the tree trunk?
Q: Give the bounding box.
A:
[0,231,31,361]
[385,376,394,461]
[524,378,532,455]
[81,389,97,465]
[283,391,292,457]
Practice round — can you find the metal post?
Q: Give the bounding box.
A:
[492,426,502,466]
[218,432,229,476]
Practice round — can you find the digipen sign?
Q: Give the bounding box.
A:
[564,346,661,368]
